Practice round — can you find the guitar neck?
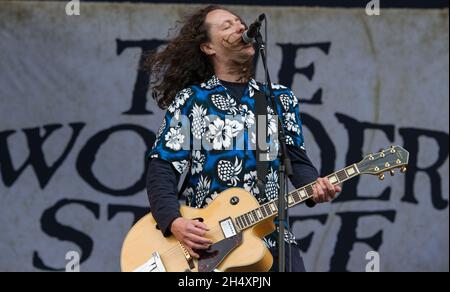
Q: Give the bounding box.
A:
[233,164,360,231]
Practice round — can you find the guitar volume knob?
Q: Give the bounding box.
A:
[230,196,240,205]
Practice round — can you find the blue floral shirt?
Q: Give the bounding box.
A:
[149,75,306,246]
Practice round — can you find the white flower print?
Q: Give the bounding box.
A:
[248,86,255,98]
[249,79,260,97]
[291,93,299,108]
[191,150,206,174]
[239,104,255,128]
[156,117,167,139]
[172,160,189,174]
[218,157,243,186]
[227,119,244,137]
[263,237,277,249]
[168,88,193,113]
[207,118,243,150]
[165,127,185,151]
[285,135,294,146]
[207,118,232,150]
[267,106,278,137]
[283,112,301,135]
[271,83,287,90]
[152,117,167,149]
[244,171,259,196]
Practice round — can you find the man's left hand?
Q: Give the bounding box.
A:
[312,177,342,203]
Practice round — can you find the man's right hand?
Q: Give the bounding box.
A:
[170,217,213,259]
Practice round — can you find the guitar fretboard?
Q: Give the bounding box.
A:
[234,164,360,231]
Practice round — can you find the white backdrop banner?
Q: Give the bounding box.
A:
[0,1,448,272]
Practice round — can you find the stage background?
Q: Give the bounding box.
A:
[0,0,448,272]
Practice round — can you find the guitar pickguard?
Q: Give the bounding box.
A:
[197,233,243,272]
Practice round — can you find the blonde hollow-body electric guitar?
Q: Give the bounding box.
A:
[121,146,409,272]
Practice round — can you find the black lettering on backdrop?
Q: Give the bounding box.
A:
[116,39,167,115]
[301,113,336,176]
[277,42,331,104]
[76,124,155,197]
[334,114,394,202]
[399,128,449,210]
[0,123,85,188]
[33,199,100,271]
[330,210,396,272]
[290,214,329,253]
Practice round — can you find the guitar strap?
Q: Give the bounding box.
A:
[254,88,271,199]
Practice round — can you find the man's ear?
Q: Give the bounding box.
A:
[200,42,215,56]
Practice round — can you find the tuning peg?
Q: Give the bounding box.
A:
[379,174,385,180]
[390,170,395,176]
[400,166,407,173]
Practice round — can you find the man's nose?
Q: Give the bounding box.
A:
[236,23,246,34]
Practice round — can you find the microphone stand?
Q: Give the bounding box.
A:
[254,30,293,272]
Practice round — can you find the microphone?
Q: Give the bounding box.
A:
[242,13,266,44]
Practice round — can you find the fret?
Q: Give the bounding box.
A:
[247,213,255,225]
[270,202,277,212]
[241,216,246,228]
[264,204,272,216]
[252,210,258,222]
[236,217,242,229]
[327,174,339,185]
[261,205,268,217]
[288,195,294,206]
[345,165,358,178]
[243,214,250,227]
[305,184,314,197]
[298,189,308,199]
[336,169,347,182]
[248,212,254,224]
[256,209,263,220]
[292,191,301,203]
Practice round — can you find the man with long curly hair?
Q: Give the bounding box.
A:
[146,5,341,272]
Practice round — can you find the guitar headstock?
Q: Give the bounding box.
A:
[357,146,409,180]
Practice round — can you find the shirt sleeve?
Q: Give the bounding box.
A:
[148,87,195,175]
[280,89,306,150]
[287,146,319,208]
[281,88,317,207]
[146,158,181,236]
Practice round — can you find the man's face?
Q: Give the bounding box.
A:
[202,9,255,63]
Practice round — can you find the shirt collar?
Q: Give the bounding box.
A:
[200,75,262,92]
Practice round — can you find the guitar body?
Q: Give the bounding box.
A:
[121,145,409,272]
[121,188,276,272]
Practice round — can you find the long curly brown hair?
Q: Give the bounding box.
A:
[145,5,254,110]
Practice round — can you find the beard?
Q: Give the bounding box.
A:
[221,33,255,82]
